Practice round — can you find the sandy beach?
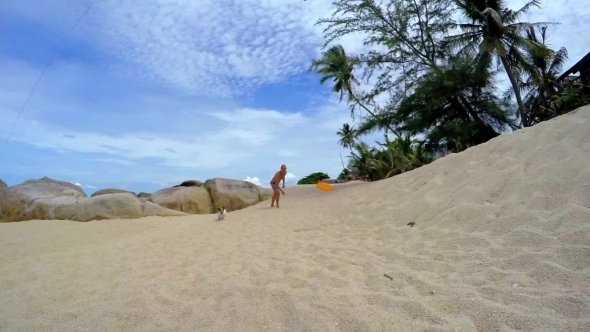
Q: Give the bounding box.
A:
[1,108,589,332]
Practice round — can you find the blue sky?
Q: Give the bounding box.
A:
[0,0,588,195]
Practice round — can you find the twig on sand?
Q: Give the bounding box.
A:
[383,273,393,281]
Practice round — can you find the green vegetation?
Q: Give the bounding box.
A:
[297,172,331,185]
[311,0,587,182]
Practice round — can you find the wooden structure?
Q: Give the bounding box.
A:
[558,51,590,87]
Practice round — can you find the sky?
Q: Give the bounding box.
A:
[0,0,588,195]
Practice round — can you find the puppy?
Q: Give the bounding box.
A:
[217,207,227,220]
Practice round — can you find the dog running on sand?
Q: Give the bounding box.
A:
[217,207,227,220]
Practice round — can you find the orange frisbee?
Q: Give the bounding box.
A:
[316,182,334,192]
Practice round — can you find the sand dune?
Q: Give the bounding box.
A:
[1,107,590,332]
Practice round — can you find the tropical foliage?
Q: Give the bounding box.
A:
[297,172,331,185]
[312,0,587,181]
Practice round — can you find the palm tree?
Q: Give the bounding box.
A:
[371,52,513,151]
[507,26,568,125]
[310,44,401,137]
[336,123,357,151]
[347,135,431,182]
[348,142,376,180]
[376,134,422,173]
[445,0,551,128]
[310,45,358,103]
[337,123,357,173]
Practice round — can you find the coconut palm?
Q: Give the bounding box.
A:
[507,26,568,125]
[347,142,376,180]
[445,0,551,128]
[386,52,512,151]
[346,134,432,181]
[376,134,423,173]
[310,44,401,137]
[336,123,358,151]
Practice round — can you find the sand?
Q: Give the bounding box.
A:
[1,107,589,332]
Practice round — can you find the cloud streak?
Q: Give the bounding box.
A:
[2,0,335,97]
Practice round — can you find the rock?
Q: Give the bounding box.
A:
[0,179,7,188]
[138,192,151,198]
[0,178,188,222]
[149,186,214,214]
[142,201,189,217]
[23,177,87,196]
[173,180,203,187]
[138,197,149,203]
[256,186,273,202]
[204,178,270,212]
[54,193,143,222]
[91,188,137,197]
[18,196,80,221]
[0,177,87,222]
[62,189,86,199]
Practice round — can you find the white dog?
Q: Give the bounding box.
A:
[217,207,227,220]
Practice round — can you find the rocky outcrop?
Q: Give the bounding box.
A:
[0,178,7,188]
[204,178,272,212]
[91,188,137,197]
[142,201,188,217]
[0,177,87,222]
[56,193,188,221]
[54,193,144,221]
[0,178,187,222]
[0,177,272,222]
[149,186,214,214]
[24,177,86,196]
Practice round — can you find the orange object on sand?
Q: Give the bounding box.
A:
[316,182,334,192]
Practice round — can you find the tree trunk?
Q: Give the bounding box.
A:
[500,56,527,128]
[350,94,402,139]
[458,96,482,122]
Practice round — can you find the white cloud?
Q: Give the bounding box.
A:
[244,172,297,188]
[0,55,368,184]
[0,103,343,171]
[74,182,96,189]
[1,0,344,98]
[2,0,586,99]
[244,176,263,187]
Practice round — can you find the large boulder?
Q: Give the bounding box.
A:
[54,193,188,221]
[149,186,214,214]
[0,179,7,188]
[54,193,144,222]
[0,177,87,222]
[23,177,87,196]
[142,201,189,217]
[137,192,151,198]
[91,188,137,197]
[204,178,271,212]
[0,178,185,222]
